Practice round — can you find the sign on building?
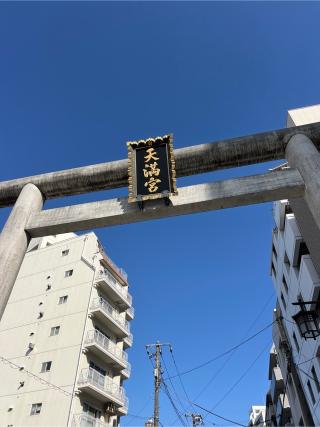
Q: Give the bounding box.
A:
[127,134,177,203]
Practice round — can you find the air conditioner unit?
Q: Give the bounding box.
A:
[28,342,35,350]
[105,402,116,415]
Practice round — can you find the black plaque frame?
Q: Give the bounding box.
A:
[127,134,177,203]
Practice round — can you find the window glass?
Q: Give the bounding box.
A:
[50,326,60,336]
[58,295,68,304]
[65,270,73,277]
[30,403,42,415]
[41,361,52,373]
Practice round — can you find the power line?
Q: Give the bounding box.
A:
[211,341,270,410]
[124,395,153,426]
[0,355,72,397]
[190,295,275,404]
[191,402,247,427]
[170,346,193,406]
[296,355,318,366]
[162,379,188,427]
[161,352,188,416]
[166,321,275,379]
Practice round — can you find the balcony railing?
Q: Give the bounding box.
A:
[127,306,134,318]
[96,269,132,306]
[91,297,130,334]
[85,330,128,365]
[122,361,131,378]
[72,413,108,427]
[124,332,133,347]
[78,368,127,406]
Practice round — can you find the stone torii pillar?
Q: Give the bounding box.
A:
[286,133,320,232]
[0,184,43,320]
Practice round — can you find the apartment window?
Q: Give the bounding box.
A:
[293,332,300,353]
[65,269,73,278]
[282,275,288,294]
[280,292,287,310]
[58,295,68,305]
[50,326,60,336]
[297,242,309,270]
[41,361,52,373]
[311,366,320,393]
[307,380,316,405]
[30,403,42,415]
[61,249,69,257]
[83,402,102,419]
[89,361,106,376]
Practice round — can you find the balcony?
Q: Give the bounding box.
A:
[72,413,108,427]
[78,368,128,408]
[270,366,284,402]
[90,297,130,338]
[123,333,133,349]
[95,269,132,310]
[118,397,129,415]
[275,393,291,425]
[84,330,128,370]
[121,361,131,379]
[126,306,134,320]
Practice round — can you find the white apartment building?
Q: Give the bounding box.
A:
[267,199,320,426]
[0,232,134,427]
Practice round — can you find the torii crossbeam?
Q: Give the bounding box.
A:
[1,122,320,321]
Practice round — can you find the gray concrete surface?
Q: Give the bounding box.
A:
[26,169,304,237]
[0,123,319,207]
[0,184,43,321]
[286,133,320,232]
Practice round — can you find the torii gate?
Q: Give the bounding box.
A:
[1,118,320,323]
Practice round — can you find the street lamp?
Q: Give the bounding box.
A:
[292,301,320,340]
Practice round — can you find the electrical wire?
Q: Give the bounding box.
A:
[160,352,188,416]
[296,355,318,366]
[191,402,247,427]
[296,365,320,386]
[170,346,193,406]
[210,341,271,410]
[166,321,275,379]
[123,395,153,426]
[0,355,72,397]
[162,379,187,427]
[190,295,275,404]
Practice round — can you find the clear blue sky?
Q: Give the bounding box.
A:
[1,2,320,426]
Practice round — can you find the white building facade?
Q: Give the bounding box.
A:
[259,105,320,427]
[0,232,133,427]
[267,199,320,426]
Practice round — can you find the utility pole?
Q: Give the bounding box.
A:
[146,341,171,427]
